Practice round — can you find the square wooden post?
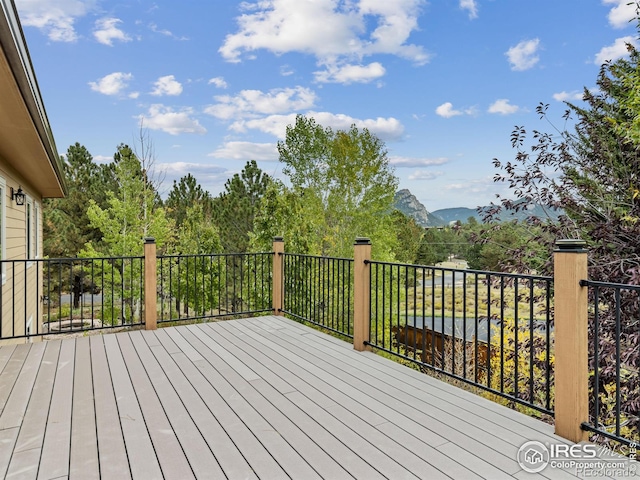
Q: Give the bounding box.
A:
[553,239,589,443]
[353,237,371,351]
[144,237,157,330]
[272,237,284,316]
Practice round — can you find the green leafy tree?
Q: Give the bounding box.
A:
[256,115,399,259]
[80,144,172,324]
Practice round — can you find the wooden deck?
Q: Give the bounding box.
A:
[0,315,631,479]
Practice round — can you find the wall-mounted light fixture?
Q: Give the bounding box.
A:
[11,186,25,206]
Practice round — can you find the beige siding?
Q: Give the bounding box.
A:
[0,165,43,343]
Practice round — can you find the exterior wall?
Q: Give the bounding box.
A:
[0,162,43,344]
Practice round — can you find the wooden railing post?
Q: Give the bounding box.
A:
[272,237,284,316]
[353,237,371,351]
[144,237,157,330]
[553,239,589,443]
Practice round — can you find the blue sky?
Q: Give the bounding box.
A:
[14,0,638,211]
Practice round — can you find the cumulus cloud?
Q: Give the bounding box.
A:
[138,104,206,135]
[204,86,317,120]
[208,142,278,161]
[435,102,463,118]
[219,0,429,84]
[15,0,93,42]
[314,62,386,84]
[553,90,583,102]
[594,36,636,64]
[208,77,228,89]
[459,0,478,19]
[229,112,404,141]
[151,75,183,96]
[488,99,519,115]
[88,72,133,95]
[603,0,636,28]
[93,17,131,46]
[506,39,540,71]
[390,157,450,168]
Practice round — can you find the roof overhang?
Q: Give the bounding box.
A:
[0,0,66,198]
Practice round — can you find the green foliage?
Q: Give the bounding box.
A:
[43,143,115,257]
[255,115,399,259]
[83,144,172,257]
[212,160,271,253]
[165,173,213,228]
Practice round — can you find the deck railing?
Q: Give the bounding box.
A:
[580,279,640,447]
[280,252,353,337]
[366,260,554,415]
[156,252,272,325]
[0,245,273,340]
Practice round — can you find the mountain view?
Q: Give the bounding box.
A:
[394,189,562,226]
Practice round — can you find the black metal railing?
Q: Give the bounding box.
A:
[281,253,354,337]
[0,256,146,340]
[156,252,272,324]
[581,279,640,447]
[366,260,554,415]
[0,252,273,340]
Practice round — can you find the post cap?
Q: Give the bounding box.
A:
[273,236,284,242]
[144,237,156,244]
[354,237,371,245]
[555,238,587,253]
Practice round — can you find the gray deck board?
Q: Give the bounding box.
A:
[69,337,99,480]
[155,328,289,480]
[102,334,164,480]
[215,320,481,480]
[38,339,75,480]
[0,316,629,479]
[168,326,322,480]
[89,335,131,480]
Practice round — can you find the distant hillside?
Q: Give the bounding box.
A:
[394,189,446,227]
[431,207,481,224]
[433,202,562,224]
[395,189,562,226]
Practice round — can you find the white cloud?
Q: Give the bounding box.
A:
[390,156,450,168]
[15,0,93,42]
[208,142,278,161]
[93,154,112,164]
[208,77,228,89]
[93,17,131,46]
[553,90,583,102]
[506,38,540,71]
[408,170,443,180]
[314,62,386,84]
[88,72,133,95]
[280,65,295,76]
[459,0,478,19]
[435,102,463,118]
[219,0,429,84]
[149,22,188,40]
[205,86,317,120]
[594,36,637,64]
[603,0,636,28]
[488,99,520,115]
[151,75,183,96]
[138,104,206,135]
[230,112,404,141]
